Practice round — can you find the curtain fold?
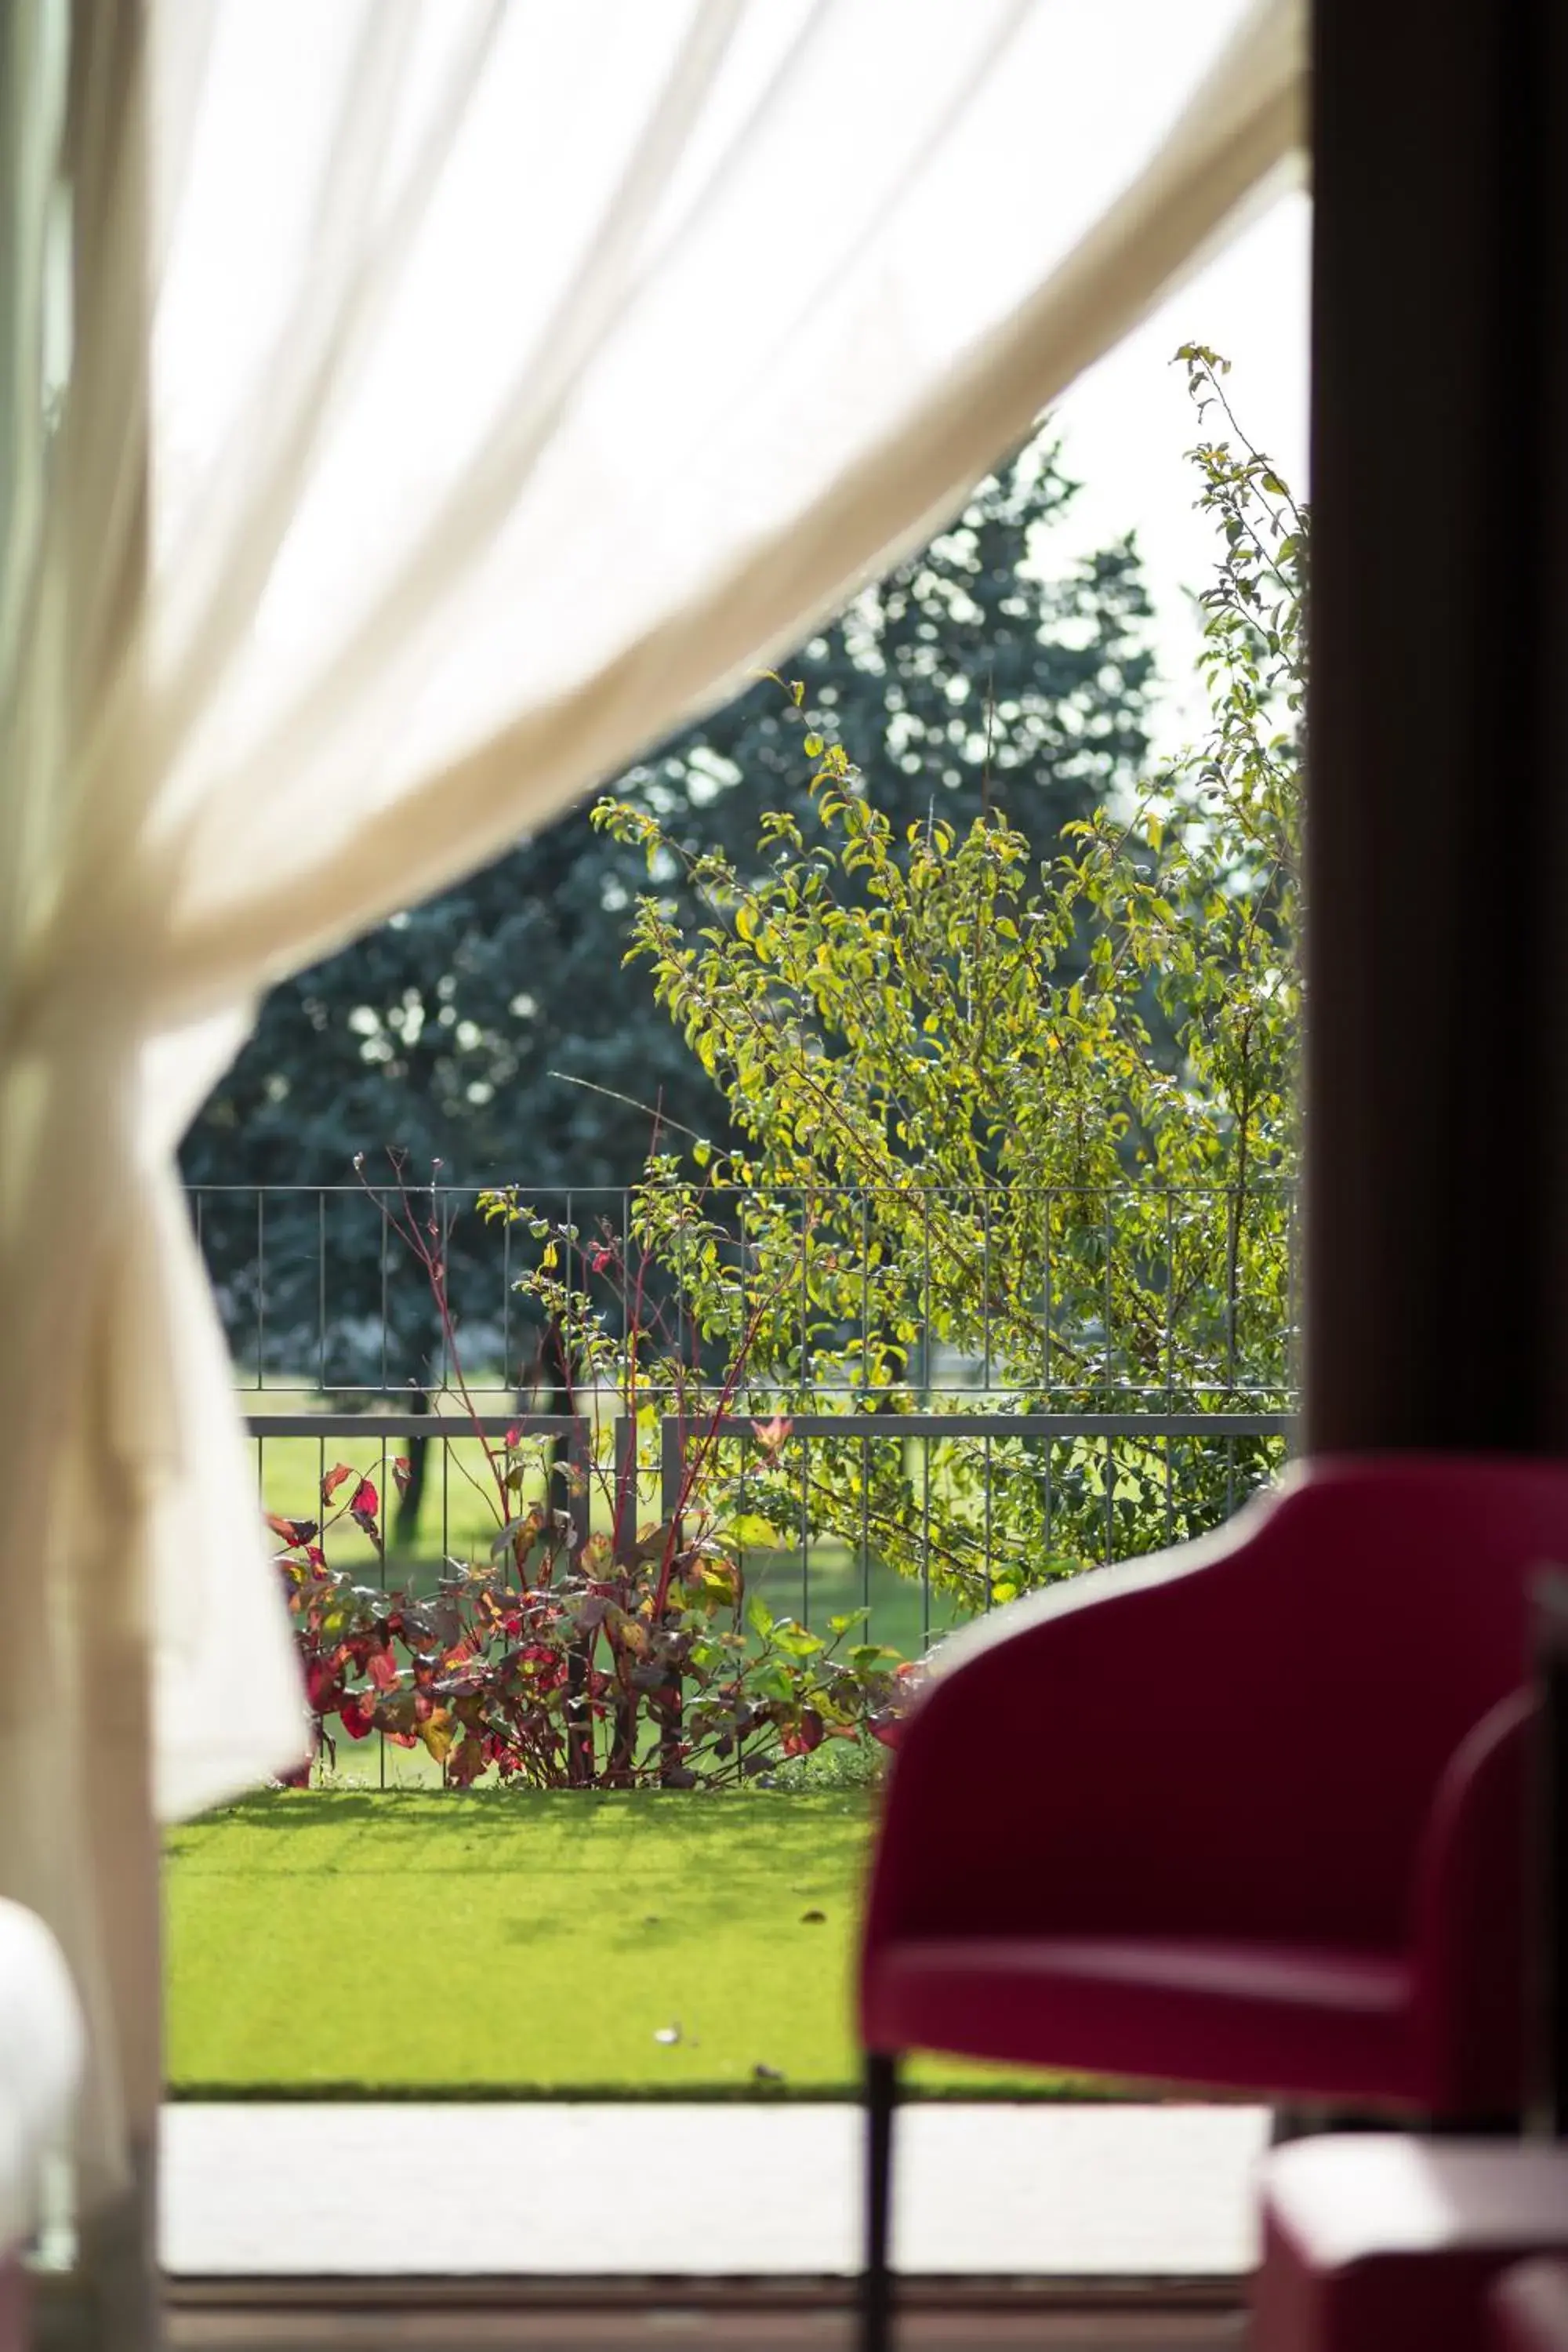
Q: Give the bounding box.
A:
[0,0,1305,2201]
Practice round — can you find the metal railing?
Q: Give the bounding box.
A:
[208,1181,1297,1780]
[193,1177,1298,1407]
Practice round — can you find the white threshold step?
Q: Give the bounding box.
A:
[161,2102,1271,2280]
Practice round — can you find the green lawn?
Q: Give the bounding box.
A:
[165,1789,1100,2101]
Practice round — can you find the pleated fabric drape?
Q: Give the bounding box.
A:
[0,0,1304,2201]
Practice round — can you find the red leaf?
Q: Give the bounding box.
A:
[306,1657,344,1712]
[339,1692,377,1740]
[390,1455,412,1498]
[321,1464,354,1507]
[505,1425,521,1450]
[266,1512,318,1548]
[350,1478,380,1539]
[780,1708,825,1759]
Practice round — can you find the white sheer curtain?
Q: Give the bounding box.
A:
[0,0,1304,2205]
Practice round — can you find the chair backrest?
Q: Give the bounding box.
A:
[878,1453,1568,1951]
[1219,1456,1568,1937]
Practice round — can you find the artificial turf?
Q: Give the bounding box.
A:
[165,1789,1091,2101]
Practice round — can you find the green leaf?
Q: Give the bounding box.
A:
[770,1620,825,1659]
[729,1512,782,1550]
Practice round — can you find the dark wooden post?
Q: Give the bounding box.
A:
[1305,0,1568,1454]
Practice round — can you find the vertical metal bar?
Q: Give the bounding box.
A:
[800,1428,809,1630]
[1285,1181,1300,1435]
[318,1190,327,1396]
[735,1425,748,1631]
[861,1189,871,1399]
[1225,1181,1239,1403]
[1042,1188,1053,1398]
[376,1432,393,1788]
[861,1434,872,1629]
[1104,1191,1114,1393]
[379,1422,388,1788]
[923,1190,933,1402]
[661,1415,684,1532]
[981,1185,992,1394]
[800,1185,810,1393]
[1164,1191,1175,1410]
[255,1188,266,1388]
[739,1187,750,1411]
[441,1189,454,1390]
[379,1188,390,1399]
[1163,1192,1176,1547]
[564,1188,575,1332]
[920,1432,931,1651]
[1040,1189,1054,1569]
[501,1200,512,1390]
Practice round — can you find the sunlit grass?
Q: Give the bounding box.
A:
[166,1789,1102,2102]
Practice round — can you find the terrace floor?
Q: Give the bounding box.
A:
[162,2098,1268,2349]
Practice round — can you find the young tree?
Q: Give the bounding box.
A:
[571,349,1305,1604]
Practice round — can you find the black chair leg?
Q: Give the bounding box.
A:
[862,2050,898,2352]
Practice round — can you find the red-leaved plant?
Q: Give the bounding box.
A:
[267,1162,920,1789]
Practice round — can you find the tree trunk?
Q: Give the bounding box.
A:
[392,1386,431,1552]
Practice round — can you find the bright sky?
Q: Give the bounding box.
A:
[1048,187,1311,746]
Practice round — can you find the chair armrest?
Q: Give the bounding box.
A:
[1411,1687,1533,2118]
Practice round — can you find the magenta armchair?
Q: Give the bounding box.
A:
[857,1456,1568,2348]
